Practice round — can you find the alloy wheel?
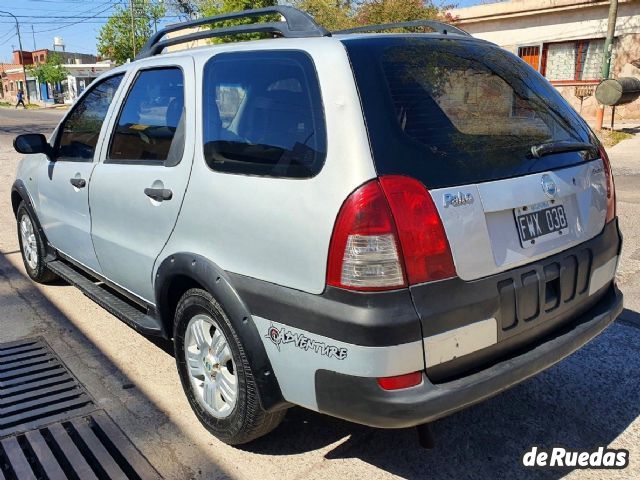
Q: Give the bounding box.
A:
[184,314,238,418]
[20,214,38,271]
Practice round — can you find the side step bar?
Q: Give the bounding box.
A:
[46,260,165,337]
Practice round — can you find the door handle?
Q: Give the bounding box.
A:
[144,187,173,201]
[70,178,86,188]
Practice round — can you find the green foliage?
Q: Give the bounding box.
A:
[292,0,454,32]
[201,0,277,18]
[97,0,166,65]
[105,0,455,52]
[357,0,441,26]
[196,0,452,42]
[199,0,279,43]
[293,0,353,31]
[27,52,68,85]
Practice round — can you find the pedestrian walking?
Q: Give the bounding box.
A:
[15,89,26,109]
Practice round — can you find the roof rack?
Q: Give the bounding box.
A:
[137,6,330,59]
[335,20,470,36]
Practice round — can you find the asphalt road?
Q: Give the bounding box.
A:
[0,107,639,480]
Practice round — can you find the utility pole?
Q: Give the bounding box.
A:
[0,10,30,104]
[31,25,36,50]
[130,0,136,57]
[595,0,618,131]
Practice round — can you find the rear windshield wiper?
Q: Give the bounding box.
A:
[530,141,596,159]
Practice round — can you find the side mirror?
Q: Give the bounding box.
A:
[13,134,52,157]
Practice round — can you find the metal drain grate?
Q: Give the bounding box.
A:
[0,411,161,480]
[0,339,95,437]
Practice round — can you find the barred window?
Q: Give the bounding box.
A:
[543,39,615,82]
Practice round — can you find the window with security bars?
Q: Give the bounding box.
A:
[518,46,540,71]
[541,39,615,82]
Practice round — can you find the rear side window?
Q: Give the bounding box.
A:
[202,51,326,178]
[108,67,184,165]
[343,37,597,188]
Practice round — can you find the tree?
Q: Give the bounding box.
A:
[167,0,201,19]
[357,0,440,25]
[27,52,68,86]
[97,1,166,65]
[200,0,278,40]
[291,0,455,32]
[293,0,353,31]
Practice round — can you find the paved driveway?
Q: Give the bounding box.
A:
[0,108,639,479]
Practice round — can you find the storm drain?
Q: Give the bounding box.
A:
[0,339,161,479]
[0,339,94,437]
[0,411,161,480]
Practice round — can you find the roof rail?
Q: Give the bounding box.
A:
[137,6,330,59]
[335,20,470,36]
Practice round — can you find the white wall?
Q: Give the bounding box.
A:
[457,2,640,52]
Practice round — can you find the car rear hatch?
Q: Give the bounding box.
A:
[342,35,617,379]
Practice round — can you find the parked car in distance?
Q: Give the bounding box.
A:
[11,6,623,446]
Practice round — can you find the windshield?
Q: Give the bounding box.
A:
[342,36,598,188]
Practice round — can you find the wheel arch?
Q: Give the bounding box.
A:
[12,180,52,255]
[11,189,22,218]
[154,253,287,412]
[11,179,33,218]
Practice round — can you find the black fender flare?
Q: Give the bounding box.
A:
[154,253,287,411]
[11,179,55,259]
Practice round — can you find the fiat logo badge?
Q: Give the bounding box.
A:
[541,174,557,198]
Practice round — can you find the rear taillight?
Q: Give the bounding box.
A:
[379,176,456,284]
[599,145,616,223]
[327,176,456,291]
[326,180,406,291]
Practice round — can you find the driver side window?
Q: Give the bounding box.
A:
[56,74,124,162]
[107,67,185,165]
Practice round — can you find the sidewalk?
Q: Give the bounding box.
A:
[606,123,640,175]
[605,123,640,315]
[0,103,69,111]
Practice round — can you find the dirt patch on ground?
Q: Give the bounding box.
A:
[596,129,634,148]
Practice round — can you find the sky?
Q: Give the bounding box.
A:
[0,0,487,63]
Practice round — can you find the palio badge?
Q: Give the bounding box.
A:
[443,191,474,208]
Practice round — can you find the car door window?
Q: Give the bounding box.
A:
[56,74,124,162]
[202,51,327,178]
[107,67,185,165]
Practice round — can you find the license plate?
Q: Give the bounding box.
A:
[514,201,568,248]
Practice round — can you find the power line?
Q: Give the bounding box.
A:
[21,0,121,3]
[0,29,16,44]
[32,4,115,33]
[9,15,116,19]
[2,15,179,20]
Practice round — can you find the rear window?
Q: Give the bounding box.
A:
[343,37,598,188]
[202,50,326,178]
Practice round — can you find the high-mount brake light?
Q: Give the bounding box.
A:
[327,176,456,291]
[598,145,616,223]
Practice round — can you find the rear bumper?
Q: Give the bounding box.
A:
[315,283,623,428]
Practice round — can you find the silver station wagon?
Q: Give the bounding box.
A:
[11,6,622,446]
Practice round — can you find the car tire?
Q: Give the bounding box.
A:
[16,202,57,283]
[174,288,286,445]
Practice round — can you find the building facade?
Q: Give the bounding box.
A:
[0,48,113,105]
[451,0,640,120]
[0,63,28,103]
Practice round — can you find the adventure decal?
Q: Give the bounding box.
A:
[266,324,348,360]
